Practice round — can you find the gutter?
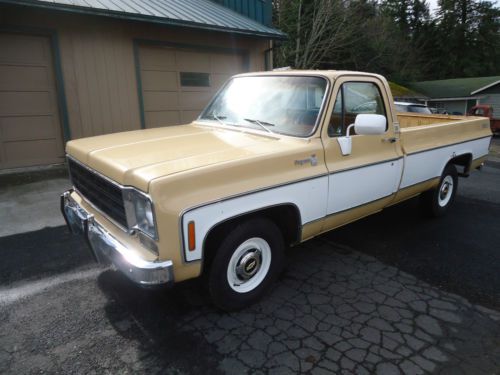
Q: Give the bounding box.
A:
[425,96,483,102]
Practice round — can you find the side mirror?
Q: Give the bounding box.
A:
[337,114,387,156]
[353,114,387,135]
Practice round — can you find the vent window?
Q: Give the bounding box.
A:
[180,72,210,87]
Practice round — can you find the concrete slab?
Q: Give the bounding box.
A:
[0,178,71,237]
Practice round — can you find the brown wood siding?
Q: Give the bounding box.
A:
[1,5,270,151]
[0,32,64,169]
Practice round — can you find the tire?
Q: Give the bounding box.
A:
[420,163,458,217]
[208,217,285,311]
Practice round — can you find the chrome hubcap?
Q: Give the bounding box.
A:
[236,250,262,280]
[438,175,454,207]
[440,182,450,200]
[227,238,272,293]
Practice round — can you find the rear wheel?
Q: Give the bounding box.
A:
[208,217,285,311]
[420,164,458,217]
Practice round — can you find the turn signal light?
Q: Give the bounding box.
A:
[188,221,196,251]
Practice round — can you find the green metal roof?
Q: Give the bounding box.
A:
[1,0,286,39]
[409,76,500,99]
[389,82,427,99]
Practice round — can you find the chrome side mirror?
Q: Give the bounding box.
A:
[337,114,387,156]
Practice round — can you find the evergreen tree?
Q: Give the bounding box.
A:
[272,0,500,81]
[433,0,500,78]
[381,0,411,35]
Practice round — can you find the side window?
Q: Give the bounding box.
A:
[328,81,387,137]
[328,88,343,137]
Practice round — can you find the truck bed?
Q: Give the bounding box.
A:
[396,113,491,191]
[397,113,491,155]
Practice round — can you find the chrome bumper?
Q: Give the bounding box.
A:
[61,190,174,286]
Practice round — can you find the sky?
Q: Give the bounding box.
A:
[427,0,500,13]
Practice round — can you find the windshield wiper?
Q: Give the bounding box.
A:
[211,113,228,126]
[202,113,228,125]
[243,118,275,133]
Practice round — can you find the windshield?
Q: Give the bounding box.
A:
[408,105,432,114]
[395,103,432,114]
[199,76,328,137]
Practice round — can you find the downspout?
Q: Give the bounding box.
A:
[264,40,273,71]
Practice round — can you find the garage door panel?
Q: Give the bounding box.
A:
[211,74,231,89]
[1,116,55,141]
[0,92,53,116]
[141,70,178,91]
[176,51,211,72]
[139,46,176,70]
[3,139,61,163]
[179,85,212,93]
[179,91,213,111]
[145,110,181,128]
[210,54,244,74]
[181,111,203,124]
[143,91,179,111]
[0,34,47,65]
[0,65,51,91]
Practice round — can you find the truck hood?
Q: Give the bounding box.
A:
[66,124,293,191]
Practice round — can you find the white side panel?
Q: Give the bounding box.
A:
[401,137,490,188]
[327,159,403,214]
[182,176,329,261]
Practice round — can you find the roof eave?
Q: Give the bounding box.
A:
[426,96,483,101]
[0,0,287,40]
[471,80,500,95]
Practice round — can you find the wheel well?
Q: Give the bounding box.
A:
[201,204,301,274]
[449,153,472,176]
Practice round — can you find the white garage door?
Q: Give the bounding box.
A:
[138,44,247,128]
[0,33,65,169]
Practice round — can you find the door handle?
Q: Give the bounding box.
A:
[382,137,397,143]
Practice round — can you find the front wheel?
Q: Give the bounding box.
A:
[208,218,285,311]
[420,163,458,217]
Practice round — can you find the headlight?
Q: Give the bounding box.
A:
[123,188,157,240]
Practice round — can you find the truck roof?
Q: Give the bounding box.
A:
[234,70,387,81]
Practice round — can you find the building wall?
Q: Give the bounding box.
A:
[212,0,272,26]
[1,5,270,142]
[430,100,468,115]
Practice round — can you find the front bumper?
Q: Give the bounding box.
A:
[61,190,173,286]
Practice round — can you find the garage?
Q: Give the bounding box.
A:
[0,32,65,169]
[138,44,248,128]
[0,0,284,170]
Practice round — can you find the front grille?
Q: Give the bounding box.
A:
[68,158,128,228]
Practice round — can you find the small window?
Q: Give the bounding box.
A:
[180,72,210,87]
[474,108,485,116]
[328,81,387,137]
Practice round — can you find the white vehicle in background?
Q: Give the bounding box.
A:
[395,101,433,114]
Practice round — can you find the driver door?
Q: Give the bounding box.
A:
[321,76,403,231]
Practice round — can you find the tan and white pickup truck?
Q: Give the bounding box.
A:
[61,70,492,310]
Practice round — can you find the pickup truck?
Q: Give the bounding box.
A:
[468,104,500,134]
[61,71,492,310]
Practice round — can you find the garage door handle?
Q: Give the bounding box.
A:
[382,137,397,143]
